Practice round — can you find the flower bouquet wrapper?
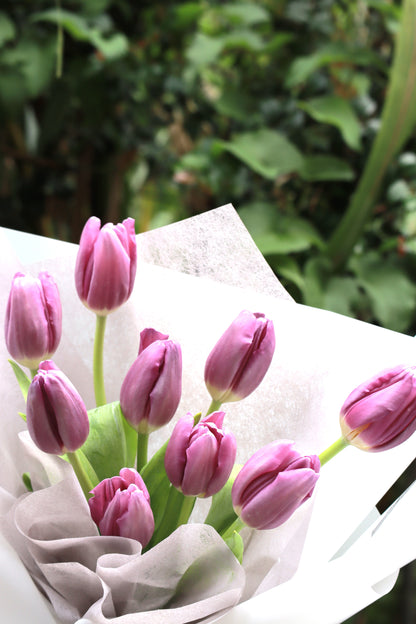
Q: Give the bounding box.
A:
[0,204,416,624]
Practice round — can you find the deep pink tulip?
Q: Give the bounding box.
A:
[4,271,62,370]
[165,411,236,497]
[75,216,137,315]
[204,310,275,403]
[232,440,320,530]
[340,365,416,452]
[89,468,154,546]
[26,361,89,455]
[138,327,169,354]
[120,337,182,433]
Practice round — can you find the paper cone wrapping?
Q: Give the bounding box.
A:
[0,205,415,624]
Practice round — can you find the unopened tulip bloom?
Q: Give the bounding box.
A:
[138,327,169,354]
[340,365,416,452]
[26,361,89,455]
[204,310,275,403]
[232,440,320,530]
[89,468,154,546]
[5,271,62,370]
[75,216,137,315]
[165,411,236,497]
[120,337,182,433]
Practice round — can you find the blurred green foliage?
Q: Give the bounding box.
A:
[1,1,416,621]
[1,0,416,337]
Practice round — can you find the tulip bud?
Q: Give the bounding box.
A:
[4,271,62,370]
[165,411,237,497]
[339,365,416,452]
[26,361,89,455]
[204,310,275,403]
[120,337,182,433]
[232,440,320,530]
[75,216,137,315]
[88,468,154,546]
[138,327,169,354]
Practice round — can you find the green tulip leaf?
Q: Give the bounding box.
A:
[8,360,31,402]
[22,472,33,492]
[141,440,171,534]
[205,465,241,534]
[225,530,244,564]
[80,401,136,482]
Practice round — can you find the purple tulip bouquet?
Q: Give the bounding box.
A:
[1,205,416,624]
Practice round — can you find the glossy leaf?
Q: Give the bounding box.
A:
[298,95,362,150]
[80,401,136,482]
[350,253,416,332]
[8,360,31,402]
[204,465,240,535]
[214,129,303,179]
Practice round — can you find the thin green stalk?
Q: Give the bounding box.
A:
[150,487,195,547]
[30,368,38,379]
[221,516,245,541]
[93,314,107,407]
[136,432,149,472]
[318,436,348,467]
[206,399,222,416]
[55,0,63,78]
[327,0,416,270]
[67,450,94,499]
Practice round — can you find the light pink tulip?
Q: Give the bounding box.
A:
[232,440,320,530]
[120,337,182,433]
[75,216,137,315]
[26,361,89,455]
[89,468,154,546]
[165,411,236,497]
[5,271,62,369]
[340,365,416,451]
[204,310,275,403]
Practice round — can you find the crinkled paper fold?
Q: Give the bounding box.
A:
[0,204,416,624]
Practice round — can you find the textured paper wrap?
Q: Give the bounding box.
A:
[0,204,416,624]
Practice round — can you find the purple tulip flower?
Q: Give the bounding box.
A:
[232,440,320,530]
[120,336,182,433]
[165,411,237,497]
[340,364,416,452]
[4,271,62,370]
[89,468,154,546]
[75,216,137,315]
[204,310,275,403]
[26,361,89,455]
[138,327,169,354]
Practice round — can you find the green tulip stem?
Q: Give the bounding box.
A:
[137,432,149,473]
[206,399,222,416]
[150,487,196,547]
[30,368,38,380]
[221,517,246,541]
[177,493,196,526]
[67,450,94,499]
[318,436,349,467]
[93,314,107,407]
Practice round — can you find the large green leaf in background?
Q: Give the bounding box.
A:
[285,41,387,89]
[350,253,416,332]
[32,9,128,60]
[298,95,362,151]
[0,12,15,47]
[215,129,354,182]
